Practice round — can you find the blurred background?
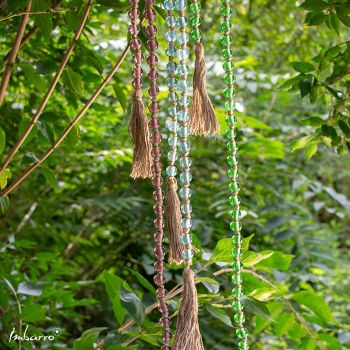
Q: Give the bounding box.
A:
[0,0,349,349]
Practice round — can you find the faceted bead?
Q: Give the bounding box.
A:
[166,61,177,72]
[222,48,233,59]
[151,132,161,144]
[180,156,192,168]
[231,260,242,272]
[161,316,170,328]
[177,64,190,75]
[166,77,177,88]
[130,38,141,50]
[231,273,242,284]
[168,92,178,102]
[226,115,237,126]
[163,331,171,344]
[224,74,235,85]
[174,0,187,10]
[147,54,158,65]
[179,187,192,199]
[220,6,232,16]
[177,48,190,60]
[232,286,242,298]
[190,29,201,41]
[229,182,240,194]
[225,128,236,139]
[177,110,189,121]
[232,235,243,246]
[166,16,176,26]
[227,155,238,166]
[176,16,188,26]
[165,118,178,131]
[180,234,192,244]
[234,312,245,324]
[227,141,238,152]
[167,151,178,162]
[182,248,193,260]
[166,166,177,176]
[179,95,190,107]
[228,168,239,179]
[236,328,248,339]
[154,273,165,286]
[220,20,232,32]
[164,0,175,10]
[223,61,234,72]
[181,218,192,229]
[147,39,159,51]
[220,35,232,46]
[238,341,249,350]
[178,141,191,153]
[168,106,177,116]
[166,30,177,42]
[165,45,177,56]
[181,203,192,214]
[177,80,188,92]
[230,221,242,231]
[148,69,158,81]
[154,260,164,272]
[168,136,178,147]
[224,87,236,98]
[189,16,201,27]
[178,126,190,137]
[230,208,241,221]
[177,32,189,44]
[146,24,157,36]
[180,172,192,185]
[189,2,200,13]
[232,246,242,257]
[232,300,243,311]
[229,195,241,206]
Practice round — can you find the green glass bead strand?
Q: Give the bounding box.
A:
[220,2,249,349]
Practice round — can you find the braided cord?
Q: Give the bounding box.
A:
[220,2,249,349]
[143,2,171,348]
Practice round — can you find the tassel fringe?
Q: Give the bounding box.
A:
[190,41,220,136]
[129,91,152,179]
[173,268,204,350]
[166,177,183,264]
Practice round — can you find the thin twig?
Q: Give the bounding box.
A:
[15,202,38,233]
[1,43,130,197]
[0,0,94,173]
[0,0,32,105]
[0,8,77,22]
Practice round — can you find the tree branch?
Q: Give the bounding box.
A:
[0,0,32,105]
[0,0,94,172]
[1,43,130,197]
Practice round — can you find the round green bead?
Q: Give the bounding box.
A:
[224,74,235,85]
[227,155,238,166]
[223,61,234,72]
[190,16,201,26]
[225,128,236,139]
[232,246,242,257]
[220,6,232,16]
[225,100,235,111]
[220,0,230,3]
[231,273,242,284]
[232,300,243,311]
[236,328,248,339]
[226,115,237,126]
[220,20,232,32]
[222,48,233,59]
[229,182,240,192]
[228,168,239,179]
[227,140,238,152]
[190,29,201,40]
[231,260,243,271]
[189,2,201,13]
[220,35,232,46]
[238,341,249,350]
[232,235,243,245]
[232,286,242,297]
[229,195,241,206]
[224,87,236,98]
[230,220,242,232]
[234,312,245,324]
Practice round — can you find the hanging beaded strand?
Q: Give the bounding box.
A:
[144,1,172,348]
[128,0,152,179]
[220,2,249,349]
[172,0,203,348]
[164,0,183,265]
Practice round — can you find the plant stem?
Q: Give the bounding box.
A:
[0,0,32,105]
[0,0,94,172]
[1,43,130,197]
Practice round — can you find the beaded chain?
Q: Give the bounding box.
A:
[174,0,194,261]
[220,2,249,349]
[143,1,172,348]
[189,0,201,41]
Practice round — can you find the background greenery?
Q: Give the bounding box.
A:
[0,0,349,349]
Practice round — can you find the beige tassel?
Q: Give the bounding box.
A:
[189,41,220,136]
[166,177,183,264]
[129,91,152,179]
[173,267,204,350]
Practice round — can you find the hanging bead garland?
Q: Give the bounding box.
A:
[144,0,172,348]
[220,1,249,349]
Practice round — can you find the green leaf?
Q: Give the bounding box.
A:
[305,12,327,26]
[292,61,315,73]
[120,284,145,326]
[242,296,272,320]
[236,111,271,130]
[339,120,350,138]
[302,117,324,126]
[73,327,107,350]
[18,116,38,146]
[206,304,233,327]
[336,9,350,27]
[242,250,273,267]
[0,195,9,215]
[272,312,295,336]
[40,166,58,190]
[292,290,335,322]
[300,0,329,11]
[292,135,314,151]
[298,79,312,97]
[305,143,318,159]
[37,121,55,145]
[96,0,130,11]
[22,304,46,322]
[254,250,294,271]
[0,168,11,190]
[113,83,127,113]
[296,337,316,350]
[125,268,156,296]
[62,68,84,95]
[0,126,5,155]
[32,0,52,39]
[195,277,220,293]
[319,334,342,350]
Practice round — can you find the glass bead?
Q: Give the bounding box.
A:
[177,80,188,92]
[232,300,243,311]
[222,48,233,59]
[166,166,177,177]
[226,115,237,126]
[234,312,245,324]
[190,16,201,26]
[220,35,232,46]
[227,141,238,152]
[179,126,190,137]
[230,221,242,232]
[228,168,239,179]
[232,246,242,257]
[220,6,232,16]
[182,248,193,260]
[180,234,192,244]
[229,195,241,206]
[232,235,243,246]
[177,48,190,60]
[231,273,242,284]
[225,128,236,139]
[190,29,201,41]
[238,341,249,350]
[179,187,192,199]
[236,328,248,339]
[164,0,175,10]
[181,203,192,214]
[190,2,201,13]
[165,118,178,131]
[177,32,189,44]
[166,77,177,88]
[166,30,177,42]
[168,92,178,102]
[223,61,234,72]
[224,74,235,85]
[227,155,238,167]
[179,95,190,107]
[225,100,236,111]
[174,0,187,10]
[231,260,243,272]
[180,156,192,167]
[177,64,190,75]
[180,172,192,184]
[230,209,241,221]
[166,16,176,27]
[220,20,232,32]
[176,16,188,26]
[177,110,189,121]
[168,106,177,116]
[165,45,177,56]
[181,218,192,229]
[224,87,236,98]
[166,61,177,72]
[167,151,178,162]
[229,182,240,192]
[168,136,178,147]
[232,287,242,298]
[178,141,191,153]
